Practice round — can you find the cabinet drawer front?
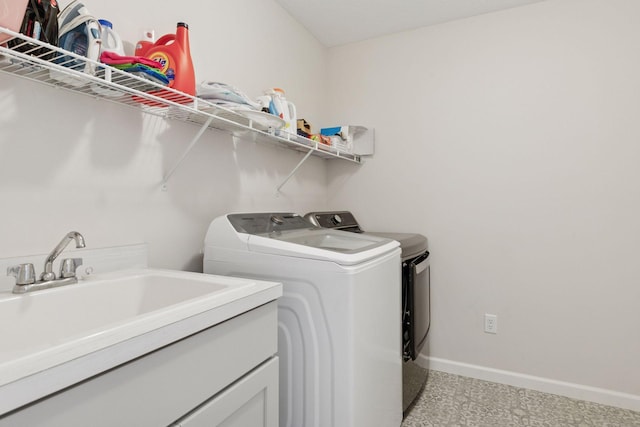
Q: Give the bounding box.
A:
[174,356,278,427]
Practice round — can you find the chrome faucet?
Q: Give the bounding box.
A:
[7,231,86,294]
[41,231,85,281]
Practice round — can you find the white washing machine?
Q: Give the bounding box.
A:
[203,212,403,427]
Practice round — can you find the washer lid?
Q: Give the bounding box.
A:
[247,229,399,265]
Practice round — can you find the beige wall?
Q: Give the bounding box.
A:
[326,0,640,402]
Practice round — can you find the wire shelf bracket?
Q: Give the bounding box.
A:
[276,149,315,193]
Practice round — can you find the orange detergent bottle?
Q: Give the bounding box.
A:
[134,29,155,57]
[139,22,196,105]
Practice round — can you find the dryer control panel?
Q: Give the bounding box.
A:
[304,211,363,232]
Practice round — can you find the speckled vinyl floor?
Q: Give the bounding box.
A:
[402,370,640,427]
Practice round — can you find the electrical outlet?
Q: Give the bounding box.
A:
[484,314,497,334]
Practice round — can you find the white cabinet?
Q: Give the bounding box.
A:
[172,357,278,427]
[0,301,279,426]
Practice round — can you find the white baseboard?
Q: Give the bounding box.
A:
[416,355,640,412]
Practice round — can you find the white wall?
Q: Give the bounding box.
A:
[0,0,334,271]
[5,0,640,410]
[326,0,640,401]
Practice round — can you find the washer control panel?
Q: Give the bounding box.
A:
[228,213,315,234]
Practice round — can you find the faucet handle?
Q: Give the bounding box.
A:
[7,263,36,285]
[59,258,83,279]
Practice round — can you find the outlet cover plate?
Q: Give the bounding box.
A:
[484,314,497,334]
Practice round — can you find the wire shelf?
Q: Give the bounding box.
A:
[0,26,362,167]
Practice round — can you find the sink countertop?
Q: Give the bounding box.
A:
[0,268,282,415]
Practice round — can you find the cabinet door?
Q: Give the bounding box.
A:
[173,356,278,427]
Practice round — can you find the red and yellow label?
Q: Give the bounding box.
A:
[149,52,172,74]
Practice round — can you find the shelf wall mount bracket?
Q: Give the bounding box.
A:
[276,149,315,193]
[161,116,214,191]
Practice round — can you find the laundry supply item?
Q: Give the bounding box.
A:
[134,29,155,57]
[7,0,59,59]
[254,95,271,113]
[232,109,286,131]
[320,126,351,151]
[197,82,260,110]
[310,134,331,146]
[112,62,170,85]
[97,19,124,56]
[137,22,195,105]
[91,51,167,97]
[319,125,370,153]
[0,0,30,44]
[264,87,297,135]
[50,0,101,87]
[321,125,350,139]
[320,125,374,155]
[297,118,311,137]
[99,51,161,68]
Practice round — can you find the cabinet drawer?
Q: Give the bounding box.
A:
[173,356,278,427]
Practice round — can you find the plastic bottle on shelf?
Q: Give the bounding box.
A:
[98,19,125,56]
[133,22,195,106]
[145,22,195,96]
[266,88,297,135]
[134,29,155,57]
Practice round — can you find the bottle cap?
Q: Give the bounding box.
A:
[98,19,113,29]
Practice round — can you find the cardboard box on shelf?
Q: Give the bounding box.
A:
[297,119,311,135]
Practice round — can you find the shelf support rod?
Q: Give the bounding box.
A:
[161,116,214,190]
[276,149,314,193]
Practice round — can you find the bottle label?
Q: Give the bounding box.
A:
[149,52,172,75]
[165,68,175,82]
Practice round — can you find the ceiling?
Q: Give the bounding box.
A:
[273,0,546,47]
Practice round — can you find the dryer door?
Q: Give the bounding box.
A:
[405,251,430,360]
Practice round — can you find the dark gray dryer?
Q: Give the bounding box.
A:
[304,211,430,414]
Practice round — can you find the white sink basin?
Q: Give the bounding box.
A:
[0,268,282,414]
[1,271,228,364]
